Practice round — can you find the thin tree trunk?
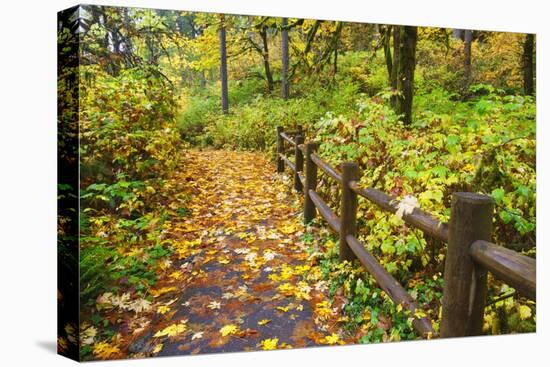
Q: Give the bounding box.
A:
[391,26,401,108]
[463,29,473,91]
[260,26,274,92]
[219,14,229,114]
[303,20,321,58]
[523,33,534,95]
[334,46,338,75]
[281,17,289,99]
[396,26,417,126]
[382,26,393,84]
[332,22,343,76]
[199,71,206,88]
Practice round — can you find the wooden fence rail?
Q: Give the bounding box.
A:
[275,126,536,339]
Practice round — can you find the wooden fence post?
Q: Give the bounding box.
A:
[303,142,319,223]
[294,135,304,192]
[276,126,284,173]
[339,162,359,262]
[441,192,494,337]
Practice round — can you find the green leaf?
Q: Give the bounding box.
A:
[431,166,449,178]
[499,210,513,224]
[491,188,505,203]
[516,185,529,198]
[381,239,396,255]
[446,134,460,146]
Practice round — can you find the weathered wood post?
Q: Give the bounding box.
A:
[303,142,319,223]
[441,192,494,337]
[339,162,359,262]
[294,135,304,192]
[276,126,284,173]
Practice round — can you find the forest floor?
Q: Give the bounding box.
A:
[120,149,349,358]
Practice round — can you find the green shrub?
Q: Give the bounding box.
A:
[80,65,180,183]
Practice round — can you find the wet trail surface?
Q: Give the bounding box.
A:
[125,150,343,357]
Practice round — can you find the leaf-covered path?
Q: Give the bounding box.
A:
[125,149,345,357]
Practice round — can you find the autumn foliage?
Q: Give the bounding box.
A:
[57,4,536,361]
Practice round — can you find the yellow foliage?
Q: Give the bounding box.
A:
[154,321,188,338]
[260,338,279,350]
[219,324,239,337]
[93,341,121,359]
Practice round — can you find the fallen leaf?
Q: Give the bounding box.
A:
[154,321,188,338]
[220,324,239,337]
[260,338,279,350]
[324,333,340,345]
[191,331,204,340]
[152,343,163,353]
[207,301,221,310]
[395,195,419,219]
[157,305,171,314]
[93,341,120,359]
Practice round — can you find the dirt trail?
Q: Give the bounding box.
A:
[127,149,343,357]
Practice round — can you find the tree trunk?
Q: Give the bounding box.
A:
[395,26,417,126]
[382,26,393,85]
[390,26,401,108]
[281,18,289,99]
[463,29,473,91]
[523,33,534,95]
[260,26,274,92]
[199,71,206,88]
[452,29,463,39]
[219,14,229,114]
[304,20,321,55]
[333,46,338,75]
[332,22,343,76]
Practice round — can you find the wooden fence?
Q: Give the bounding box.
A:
[276,126,536,339]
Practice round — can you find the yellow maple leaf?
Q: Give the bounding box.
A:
[278,283,295,295]
[257,319,271,326]
[315,301,333,318]
[324,333,340,345]
[260,338,279,350]
[219,324,239,337]
[157,305,171,314]
[279,223,298,234]
[276,306,289,312]
[93,341,120,359]
[152,343,163,354]
[154,321,187,338]
[169,271,182,280]
[150,286,177,298]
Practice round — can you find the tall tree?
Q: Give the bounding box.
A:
[219,14,229,114]
[235,17,275,93]
[381,25,393,85]
[390,25,401,109]
[281,17,289,99]
[395,26,417,125]
[523,33,534,95]
[259,24,274,92]
[332,22,343,76]
[463,29,473,90]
